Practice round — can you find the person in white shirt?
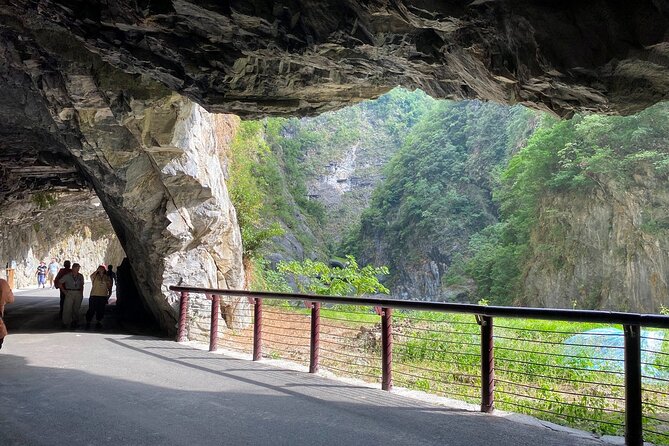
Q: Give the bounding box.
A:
[60,263,84,330]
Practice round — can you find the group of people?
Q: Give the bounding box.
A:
[0,259,118,348]
[53,260,117,330]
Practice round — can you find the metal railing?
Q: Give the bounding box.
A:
[170,286,669,446]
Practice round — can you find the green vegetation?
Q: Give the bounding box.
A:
[31,192,57,209]
[345,100,538,292]
[228,121,286,260]
[226,95,669,441]
[467,102,669,305]
[229,88,433,289]
[278,255,389,296]
[263,118,328,228]
[229,118,392,293]
[269,88,436,246]
[247,258,293,293]
[231,92,669,315]
[393,315,669,442]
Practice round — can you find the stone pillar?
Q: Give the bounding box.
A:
[61,76,247,335]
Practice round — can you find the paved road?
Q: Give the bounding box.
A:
[1,289,609,446]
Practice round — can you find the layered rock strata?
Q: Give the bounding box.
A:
[4,1,668,118]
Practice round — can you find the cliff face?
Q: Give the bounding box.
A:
[0,86,247,336]
[291,89,434,245]
[522,167,669,313]
[0,100,247,334]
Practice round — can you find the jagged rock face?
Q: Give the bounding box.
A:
[95,99,246,334]
[3,1,668,118]
[0,12,246,334]
[0,193,124,289]
[522,167,669,313]
[157,104,248,327]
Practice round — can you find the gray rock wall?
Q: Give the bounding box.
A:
[156,102,250,338]
[90,97,248,336]
[522,167,669,313]
[0,97,249,337]
[0,15,247,335]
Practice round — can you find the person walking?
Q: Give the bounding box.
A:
[0,277,14,349]
[86,265,111,330]
[107,264,116,294]
[54,260,72,320]
[36,261,47,288]
[47,259,59,288]
[60,263,84,330]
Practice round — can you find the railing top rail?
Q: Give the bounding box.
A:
[169,286,669,328]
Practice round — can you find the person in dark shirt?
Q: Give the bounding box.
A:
[107,265,117,296]
[36,261,47,288]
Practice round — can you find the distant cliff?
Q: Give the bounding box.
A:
[229,88,435,266]
[470,102,669,312]
[521,167,669,312]
[239,91,539,301]
[231,91,669,313]
[285,88,435,249]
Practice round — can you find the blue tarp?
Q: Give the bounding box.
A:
[563,327,667,379]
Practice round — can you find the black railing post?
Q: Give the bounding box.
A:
[177,291,189,342]
[479,315,494,413]
[253,298,263,361]
[209,294,220,352]
[624,324,643,446]
[381,307,393,391]
[310,302,320,373]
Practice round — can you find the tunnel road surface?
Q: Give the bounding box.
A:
[1,289,609,446]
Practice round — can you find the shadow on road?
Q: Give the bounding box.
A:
[4,287,162,337]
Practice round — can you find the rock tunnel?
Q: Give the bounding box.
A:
[0,1,667,335]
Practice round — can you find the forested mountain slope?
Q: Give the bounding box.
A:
[469,102,669,312]
[344,101,539,300]
[228,87,669,313]
[228,89,434,266]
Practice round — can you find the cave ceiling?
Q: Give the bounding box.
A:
[0,0,667,200]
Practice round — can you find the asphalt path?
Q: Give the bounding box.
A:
[0,288,611,446]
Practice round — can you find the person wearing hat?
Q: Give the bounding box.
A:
[86,265,112,330]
